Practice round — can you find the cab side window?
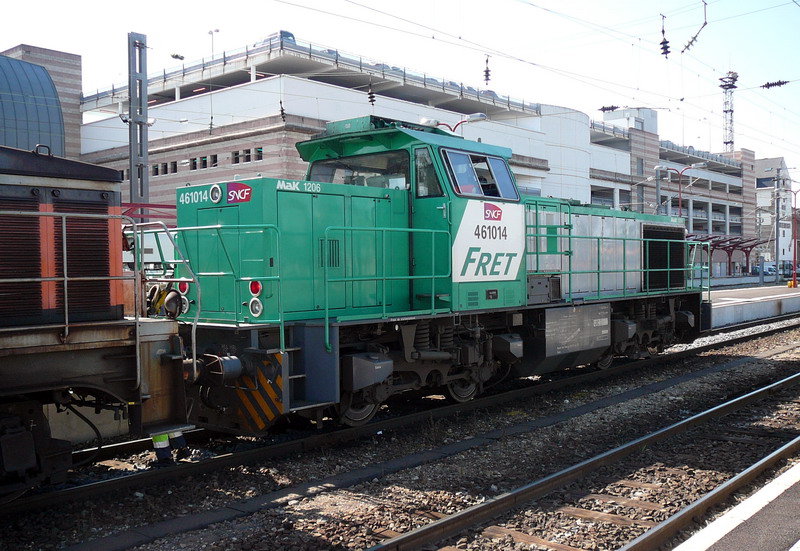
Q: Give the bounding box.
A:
[445,151,482,195]
[488,157,518,199]
[442,150,518,200]
[415,148,443,197]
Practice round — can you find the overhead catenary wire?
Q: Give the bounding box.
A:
[272,0,799,160]
[73,0,800,166]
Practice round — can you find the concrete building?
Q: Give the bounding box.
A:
[754,157,796,273]
[1,33,768,277]
[591,107,758,276]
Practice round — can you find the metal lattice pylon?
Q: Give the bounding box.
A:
[719,71,738,153]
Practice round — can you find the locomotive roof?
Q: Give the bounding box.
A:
[296,115,512,161]
[0,144,122,182]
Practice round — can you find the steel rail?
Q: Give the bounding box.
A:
[71,429,209,465]
[622,434,800,550]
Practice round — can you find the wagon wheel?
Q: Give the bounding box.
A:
[337,393,379,427]
[445,379,478,403]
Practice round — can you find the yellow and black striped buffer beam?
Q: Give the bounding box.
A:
[233,353,284,432]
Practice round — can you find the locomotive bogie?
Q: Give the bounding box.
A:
[0,400,72,492]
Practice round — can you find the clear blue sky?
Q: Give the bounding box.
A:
[4,0,800,176]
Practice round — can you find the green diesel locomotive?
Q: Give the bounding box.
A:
[160,116,709,431]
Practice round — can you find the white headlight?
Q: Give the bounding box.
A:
[248,297,263,317]
[210,184,222,204]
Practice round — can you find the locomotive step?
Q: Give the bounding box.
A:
[146,423,196,437]
[263,347,301,354]
[289,401,336,412]
[415,293,452,302]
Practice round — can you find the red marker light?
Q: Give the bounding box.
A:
[178,281,190,295]
[249,281,262,296]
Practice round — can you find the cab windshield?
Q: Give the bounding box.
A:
[308,151,409,189]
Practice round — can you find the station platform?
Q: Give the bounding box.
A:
[673,461,800,551]
[709,284,800,328]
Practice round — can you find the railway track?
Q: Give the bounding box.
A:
[368,356,800,550]
[4,318,800,550]
[8,315,797,518]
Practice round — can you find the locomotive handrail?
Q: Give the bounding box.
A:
[322,225,451,351]
[688,241,713,302]
[125,221,205,382]
[521,197,713,302]
[0,209,144,391]
[523,227,711,301]
[522,200,575,299]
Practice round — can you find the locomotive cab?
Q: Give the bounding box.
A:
[298,116,527,315]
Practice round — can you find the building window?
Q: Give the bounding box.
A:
[170,161,178,173]
[200,156,208,169]
[210,154,218,168]
[232,151,240,164]
[161,163,168,174]
[152,164,159,176]
[636,158,644,176]
[243,149,251,163]
[255,147,263,161]
[190,158,198,170]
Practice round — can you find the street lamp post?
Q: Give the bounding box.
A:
[764,167,797,282]
[787,186,800,288]
[653,163,707,218]
[208,29,219,134]
[208,28,219,58]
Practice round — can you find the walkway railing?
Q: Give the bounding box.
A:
[523,199,711,304]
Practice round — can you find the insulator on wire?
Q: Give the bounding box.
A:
[279,100,286,122]
[483,56,491,85]
[761,80,789,89]
[660,38,670,58]
[367,86,375,105]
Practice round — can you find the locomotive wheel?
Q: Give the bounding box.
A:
[647,345,662,357]
[594,354,613,370]
[445,379,478,403]
[337,393,379,426]
[340,403,378,426]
